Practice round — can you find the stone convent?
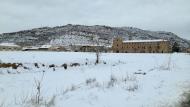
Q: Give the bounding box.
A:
[112,37,171,53]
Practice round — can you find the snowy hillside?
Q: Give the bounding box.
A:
[0,52,190,107]
[0,24,189,51]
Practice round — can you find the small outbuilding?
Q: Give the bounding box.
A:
[39,45,52,51]
[22,46,40,51]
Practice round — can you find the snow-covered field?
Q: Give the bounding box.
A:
[0,52,190,107]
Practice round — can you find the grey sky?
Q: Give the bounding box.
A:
[0,0,190,39]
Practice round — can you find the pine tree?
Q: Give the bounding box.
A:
[172,42,180,52]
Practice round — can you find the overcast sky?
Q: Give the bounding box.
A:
[0,0,190,39]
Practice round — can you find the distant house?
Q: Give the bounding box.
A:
[22,46,40,51]
[112,37,172,53]
[39,45,52,51]
[22,45,67,52]
[49,46,66,51]
[0,43,21,51]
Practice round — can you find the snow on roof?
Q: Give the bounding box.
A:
[74,44,105,47]
[106,45,112,48]
[123,39,168,43]
[40,45,52,49]
[22,46,39,50]
[0,43,20,47]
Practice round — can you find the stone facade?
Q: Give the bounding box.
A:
[49,46,66,51]
[186,48,190,53]
[112,37,171,53]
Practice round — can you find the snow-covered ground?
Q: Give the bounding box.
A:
[0,52,190,107]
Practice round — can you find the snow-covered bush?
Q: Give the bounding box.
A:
[156,54,173,71]
[125,84,139,92]
[33,72,45,105]
[180,91,190,107]
[0,101,5,107]
[86,78,96,86]
[34,63,39,68]
[70,85,77,91]
[61,63,67,70]
[107,75,117,88]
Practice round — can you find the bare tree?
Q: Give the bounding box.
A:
[93,36,101,64]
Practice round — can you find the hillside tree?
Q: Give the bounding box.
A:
[172,42,180,52]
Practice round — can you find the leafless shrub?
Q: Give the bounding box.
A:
[62,63,67,70]
[33,72,45,104]
[23,66,29,70]
[49,64,55,68]
[70,63,80,67]
[17,63,23,68]
[134,72,146,75]
[180,91,190,107]
[34,63,39,68]
[85,58,89,65]
[86,78,96,85]
[42,64,45,67]
[122,74,137,83]
[95,50,100,65]
[45,95,56,107]
[70,85,77,91]
[14,94,30,105]
[158,54,172,71]
[125,84,139,92]
[93,36,101,65]
[103,61,106,64]
[0,101,5,107]
[53,68,55,71]
[107,75,117,88]
[7,70,11,74]
[61,88,70,95]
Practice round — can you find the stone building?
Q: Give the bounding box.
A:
[0,43,22,51]
[112,37,171,53]
[186,48,190,53]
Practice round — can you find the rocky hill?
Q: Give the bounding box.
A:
[0,24,189,51]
